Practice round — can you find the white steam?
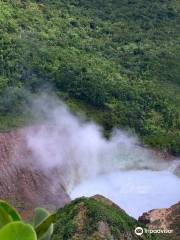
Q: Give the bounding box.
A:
[71,169,180,218]
[26,95,177,191]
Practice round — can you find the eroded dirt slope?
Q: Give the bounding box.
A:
[0,127,70,219]
[139,202,180,239]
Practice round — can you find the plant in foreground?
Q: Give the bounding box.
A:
[0,200,55,240]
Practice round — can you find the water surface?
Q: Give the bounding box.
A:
[70,169,180,218]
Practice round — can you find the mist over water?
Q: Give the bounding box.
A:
[25,95,179,217]
[70,170,180,218]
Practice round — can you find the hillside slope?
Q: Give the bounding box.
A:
[139,201,180,240]
[0,128,70,219]
[0,0,180,154]
[52,195,172,240]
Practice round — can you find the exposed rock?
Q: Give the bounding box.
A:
[0,127,70,219]
[139,202,180,240]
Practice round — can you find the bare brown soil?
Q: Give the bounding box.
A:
[0,127,70,220]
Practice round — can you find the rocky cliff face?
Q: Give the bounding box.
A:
[139,202,180,240]
[0,128,70,219]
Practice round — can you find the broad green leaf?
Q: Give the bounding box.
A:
[0,207,12,229]
[33,208,50,227]
[35,214,56,239]
[0,222,37,240]
[33,208,53,240]
[0,201,21,221]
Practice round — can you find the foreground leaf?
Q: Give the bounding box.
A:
[33,208,53,240]
[0,222,37,240]
[0,200,21,221]
[35,214,56,239]
[0,207,12,229]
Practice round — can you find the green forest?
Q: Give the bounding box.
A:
[0,0,180,155]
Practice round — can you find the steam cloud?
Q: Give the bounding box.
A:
[25,95,176,191]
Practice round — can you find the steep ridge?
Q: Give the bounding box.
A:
[0,127,70,219]
[52,195,175,240]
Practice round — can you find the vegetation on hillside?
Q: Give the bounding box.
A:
[0,196,173,240]
[0,0,180,154]
[52,196,169,240]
